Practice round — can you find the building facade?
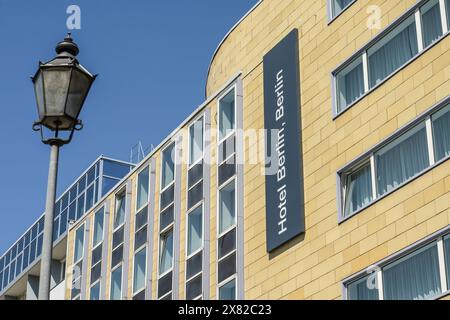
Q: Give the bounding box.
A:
[6,0,450,300]
[0,157,134,299]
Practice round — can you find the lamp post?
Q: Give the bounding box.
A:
[31,33,96,300]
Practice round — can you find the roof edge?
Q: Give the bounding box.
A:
[204,0,263,98]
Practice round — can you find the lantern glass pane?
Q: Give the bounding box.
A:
[42,68,71,116]
[66,68,91,119]
[33,71,45,120]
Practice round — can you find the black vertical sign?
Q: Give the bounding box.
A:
[263,29,305,253]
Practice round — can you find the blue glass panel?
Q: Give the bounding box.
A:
[87,167,96,185]
[78,175,87,193]
[15,254,22,277]
[36,235,43,257]
[102,177,119,196]
[77,193,85,219]
[103,160,131,178]
[38,217,44,233]
[86,185,94,211]
[23,246,29,270]
[69,202,76,222]
[69,185,78,203]
[59,209,68,236]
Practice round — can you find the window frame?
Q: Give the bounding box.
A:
[160,142,176,193]
[187,114,205,168]
[332,0,450,118]
[132,246,147,297]
[217,85,237,145]
[328,0,357,24]
[135,164,150,213]
[337,97,450,222]
[343,226,450,300]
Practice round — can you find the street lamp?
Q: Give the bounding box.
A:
[31,33,96,300]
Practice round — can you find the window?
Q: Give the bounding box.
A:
[336,56,365,112]
[339,101,450,219]
[375,123,429,196]
[421,0,444,48]
[219,278,236,300]
[72,224,84,300]
[161,143,175,190]
[219,181,235,234]
[110,266,122,300]
[189,117,204,165]
[343,162,373,217]
[74,225,84,263]
[330,0,354,19]
[333,0,449,116]
[219,89,235,140]
[432,104,450,161]
[90,282,100,300]
[345,229,450,300]
[347,275,379,300]
[133,248,146,296]
[368,15,418,87]
[187,206,203,256]
[383,243,441,300]
[93,207,104,247]
[159,230,173,275]
[133,202,148,299]
[136,166,149,210]
[114,192,126,229]
[447,0,450,29]
[444,236,450,289]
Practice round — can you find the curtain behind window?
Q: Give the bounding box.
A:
[422,0,443,48]
[369,19,418,87]
[344,164,372,217]
[376,125,429,196]
[433,106,450,161]
[383,244,441,300]
[347,275,379,300]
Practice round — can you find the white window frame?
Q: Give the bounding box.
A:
[187,114,205,168]
[343,230,450,300]
[218,86,237,145]
[72,223,85,300]
[328,0,357,23]
[132,246,147,297]
[338,97,450,222]
[160,142,176,193]
[109,264,123,300]
[332,0,450,118]
[135,164,151,213]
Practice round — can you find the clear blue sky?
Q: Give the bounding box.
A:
[0,0,257,253]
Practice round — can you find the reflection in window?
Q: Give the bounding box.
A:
[331,0,353,19]
[189,117,204,165]
[136,167,149,210]
[343,163,373,217]
[187,206,203,256]
[219,181,235,234]
[114,192,126,229]
[161,144,175,189]
[219,89,235,140]
[219,278,236,300]
[110,266,122,300]
[159,230,173,275]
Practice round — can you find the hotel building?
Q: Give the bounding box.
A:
[2,0,450,300]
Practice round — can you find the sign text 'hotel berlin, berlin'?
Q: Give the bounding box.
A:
[263,29,305,252]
